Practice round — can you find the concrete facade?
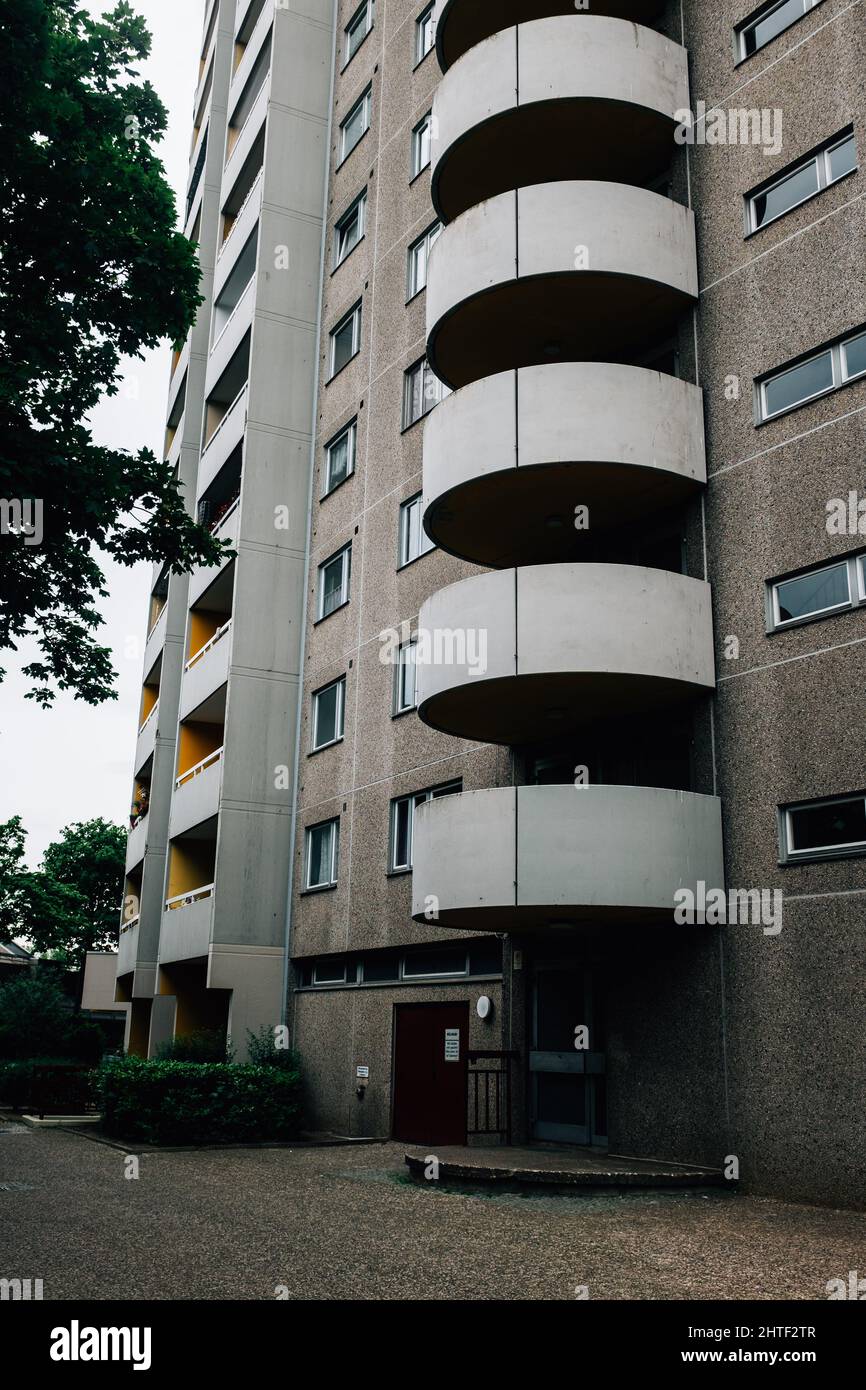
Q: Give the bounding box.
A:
[118,0,865,1206]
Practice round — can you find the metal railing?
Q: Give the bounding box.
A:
[467,1051,517,1144]
[218,166,263,261]
[185,619,232,672]
[138,699,159,735]
[175,745,223,790]
[165,883,215,912]
[201,384,247,457]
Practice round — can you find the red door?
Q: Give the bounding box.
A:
[392,1002,469,1144]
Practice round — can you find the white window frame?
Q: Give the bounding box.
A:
[393,638,417,714]
[746,130,857,233]
[401,948,471,980]
[735,0,821,62]
[318,543,352,619]
[323,419,357,496]
[340,86,371,162]
[407,221,441,299]
[757,327,866,422]
[411,112,433,178]
[389,781,461,872]
[304,818,340,889]
[344,1,373,66]
[398,492,435,568]
[767,552,865,632]
[415,5,436,65]
[334,190,367,267]
[312,676,346,751]
[328,301,362,378]
[403,356,449,428]
[779,792,866,864]
[313,958,348,985]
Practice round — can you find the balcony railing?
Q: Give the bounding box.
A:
[138,699,159,735]
[165,884,215,911]
[202,385,247,458]
[120,914,140,935]
[185,619,232,672]
[175,746,224,790]
[218,166,263,261]
[212,495,240,534]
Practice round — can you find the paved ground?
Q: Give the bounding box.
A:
[404,1144,723,1187]
[2,1120,864,1300]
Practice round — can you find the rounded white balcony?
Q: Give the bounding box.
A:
[426,181,698,389]
[422,363,705,567]
[415,562,715,744]
[434,0,667,72]
[411,784,725,930]
[432,16,689,222]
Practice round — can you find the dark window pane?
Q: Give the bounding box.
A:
[828,134,857,182]
[843,331,866,380]
[314,682,340,746]
[790,798,866,852]
[313,958,346,984]
[468,942,502,975]
[331,316,356,374]
[402,947,467,977]
[362,954,400,983]
[764,350,833,416]
[744,0,804,56]
[753,160,819,228]
[393,798,411,867]
[775,563,849,622]
[536,1072,586,1126]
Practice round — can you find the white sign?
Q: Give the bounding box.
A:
[444,1028,460,1062]
[356,1065,369,1079]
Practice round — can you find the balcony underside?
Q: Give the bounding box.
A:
[411,785,724,931]
[435,0,665,71]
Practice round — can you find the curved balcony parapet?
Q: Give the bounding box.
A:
[434,0,665,72]
[411,785,725,930]
[432,17,689,222]
[426,181,698,389]
[415,562,715,744]
[422,363,705,567]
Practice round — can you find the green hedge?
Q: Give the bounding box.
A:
[96,1056,302,1145]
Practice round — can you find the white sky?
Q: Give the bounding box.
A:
[0,1,206,866]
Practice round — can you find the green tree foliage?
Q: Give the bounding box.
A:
[0,0,226,705]
[0,815,26,934]
[19,818,126,973]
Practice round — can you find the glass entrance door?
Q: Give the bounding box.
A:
[530,964,606,1145]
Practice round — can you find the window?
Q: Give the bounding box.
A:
[313,959,348,985]
[296,941,501,989]
[768,552,866,631]
[312,676,346,750]
[399,493,435,567]
[329,301,362,377]
[340,86,371,161]
[403,356,449,427]
[747,131,857,232]
[393,638,417,713]
[780,793,866,864]
[344,1,373,64]
[389,781,461,871]
[304,818,339,889]
[411,112,432,177]
[334,191,366,267]
[318,544,351,618]
[415,5,435,64]
[407,221,441,297]
[757,326,866,421]
[323,419,356,495]
[736,0,821,60]
[403,947,470,979]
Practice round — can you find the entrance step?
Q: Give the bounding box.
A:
[404,1145,728,1191]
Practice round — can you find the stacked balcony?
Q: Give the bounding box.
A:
[411,1,723,931]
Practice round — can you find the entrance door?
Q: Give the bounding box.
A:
[530,965,606,1145]
[392,1002,468,1144]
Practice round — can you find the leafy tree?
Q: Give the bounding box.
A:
[0,815,26,935]
[17,818,126,1004]
[0,0,226,706]
[0,969,72,1059]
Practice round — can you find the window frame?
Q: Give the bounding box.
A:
[735,0,821,63]
[406,221,441,300]
[393,637,417,715]
[778,792,866,865]
[343,0,373,67]
[339,85,372,163]
[398,491,435,568]
[411,111,433,179]
[328,300,362,380]
[311,675,346,751]
[389,780,462,873]
[745,129,857,234]
[415,4,436,66]
[756,326,866,423]
[402,356,449,429]
[333,189,367,268]
[304,817,340,890]
[766,552,865,633]
[317,542,352,620]
[323,418,357,497]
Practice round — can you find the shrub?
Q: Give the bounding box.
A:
[245,1025,300,1072]
[96,1056,302,1145]
[0,1059,35,1107]
[0,972,72,1059]
[156,1028,235,1064]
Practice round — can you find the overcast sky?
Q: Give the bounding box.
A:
[0,1,206,865]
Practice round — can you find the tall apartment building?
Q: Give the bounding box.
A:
[118,0,865,1208]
